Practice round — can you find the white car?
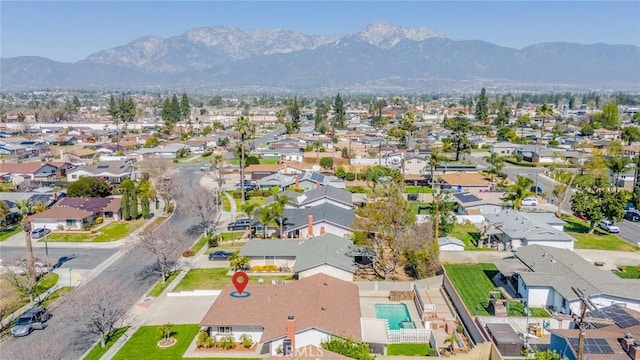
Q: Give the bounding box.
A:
[598,220,620,233]
[521,197,538,206]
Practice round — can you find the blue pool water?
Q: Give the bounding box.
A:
[375,303,413,330]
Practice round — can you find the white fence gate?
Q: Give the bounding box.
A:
[387,329,432,343]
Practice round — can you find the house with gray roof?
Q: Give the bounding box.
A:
[66,162,134,184]
[256,173,296,191]
[238,234,355,281]
[255,203,355,239]
[264,185,353,210]
[484,210,576,250]
[509,245,640,315]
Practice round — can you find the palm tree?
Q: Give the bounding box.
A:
[505,176,535,210]
[535,104,554,140]
[607,156,631,192]
[483,152,505,183]
[233,116,255,205]
[241,202,261,239]
[15,199,34,216]
[428,147,441,191]
[268,188,290,238]
[443,332,457,355]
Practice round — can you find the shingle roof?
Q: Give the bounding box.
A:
[282,203,354,230]
[29,207,93,220]
[68,162,132,176]
[199,273,362,342]
[514,244,640,301]
[484,210,575,242]
[239,234,355,274]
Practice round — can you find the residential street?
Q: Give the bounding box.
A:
[0,165,203,359]
[471,153,640,247]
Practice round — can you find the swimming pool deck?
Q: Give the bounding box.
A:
[360,297,425,329]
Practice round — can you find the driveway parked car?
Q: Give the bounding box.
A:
[521,197,539,206]
[227,219,251,231]
[11,307,52,337]
[208,251,233,260]
[574,212,588,221]
[30,228,51,239]
[598,219,620,233]
[624,211,640,222]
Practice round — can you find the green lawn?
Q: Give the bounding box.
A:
[445,263,501,316]
[33,273,59,297]
[259,158,279,165]
[562,214,639,251]
[209,242,245,254]
[233,195,266,210]
[113,324,199,360]
[409,202,431,215]
[45,219,146,242]
[40,286,74,307]
[404,186,433,194]
[614,266,640,279]
[449,223,493,251]
[0,225,22,241]
[173,268,293,291]
[222,193,232,212]
[219,231,245,241]
[191,235,209,253]
[147,270,180,297]
[83,326,130,360]
[387,343,435,356]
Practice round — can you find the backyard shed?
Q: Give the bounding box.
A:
[485,323,523,357]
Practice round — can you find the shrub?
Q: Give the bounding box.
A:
[95,216,104,224]
[264,264,278,272]
[221,335,236,350]
[82,222,92,231]
[166,202,175,213]
[56,224,64,231]
[202,151,212,157]
[207,234,220,248]
[321,336,375,360]
[345,172,356,181]
[252,265,264,272]
[241,333,253,349]
[182,249,195,257]
[197,331,210,349]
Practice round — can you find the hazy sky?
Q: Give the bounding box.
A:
[2,1,639,62]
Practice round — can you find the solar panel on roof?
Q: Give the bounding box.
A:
[588,305,640,328]
[568,337,615,355]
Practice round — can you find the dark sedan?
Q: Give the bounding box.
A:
[624,211,640,222]
[208,251,233,260]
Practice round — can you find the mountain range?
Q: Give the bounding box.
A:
[2,21,639,93]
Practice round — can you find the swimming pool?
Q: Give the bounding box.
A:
[375,303,414,330]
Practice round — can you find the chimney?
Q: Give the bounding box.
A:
[295,175,299,189]
[285,315,296,354]
[307,215,314,236]
[320,226,325,235]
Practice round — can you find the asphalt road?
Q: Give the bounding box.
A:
[1,166,203,359]
[0,247,116,271]
[471,153,640,246]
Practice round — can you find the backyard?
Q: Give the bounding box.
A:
[45,219,146,242]
[387,343,436,356]
[444,263,549,317]
[449,223,493,251]
[0,225,22,241]
[561,214,639,251]
[614,266,640,279]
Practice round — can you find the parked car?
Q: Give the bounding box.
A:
[11,307,52,337]
[208,251,233,260]
[227,219,251,231]
[521,197,539,206]
[624,211,640,222]
[530,186,543,195]
[598,219,620,233]
[30,228,51,239]
[235,180,258,191]
[574,212,588,221]
[200,163,211,171]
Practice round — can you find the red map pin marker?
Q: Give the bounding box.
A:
[232,271,249,295]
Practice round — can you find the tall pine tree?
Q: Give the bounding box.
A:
[121,188,131,221]
[129,188,138,220]
[180,93,191,121]
[140,195,150,219]
[475,87,489,124]
[333,93,346,130]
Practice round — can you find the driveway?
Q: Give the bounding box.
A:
[134,293,217,325]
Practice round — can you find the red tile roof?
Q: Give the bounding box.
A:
[200,273,362,342]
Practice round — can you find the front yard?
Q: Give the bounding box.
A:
[562,214,639,251]
[173,268,293,292]
[45,219,146,242]
[113,324,199,360]
[0,225,22,241]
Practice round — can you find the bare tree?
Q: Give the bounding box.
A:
[184,185,220,235]
[67,279,128,349]
[142,158,178,212]
[0,273,22,330]
[204,154,227,191]
[139,227,182,283]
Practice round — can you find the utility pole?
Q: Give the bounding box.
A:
[572,287,597,360]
